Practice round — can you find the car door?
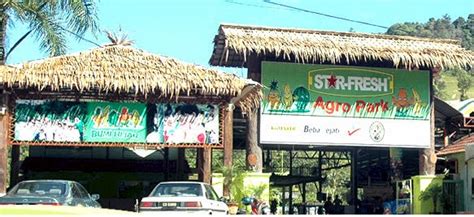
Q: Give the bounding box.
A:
[70,183,86,207]
[74,183,97,207]
[204,184,226,214]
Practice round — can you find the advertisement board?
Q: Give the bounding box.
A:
[261,61,431,148]
[14,100,219,145]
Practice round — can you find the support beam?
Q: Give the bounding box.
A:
[246,109,262,172]
[164,148,169,181]
[202,148,212,184]
[0,94,9,193]
[177,148,186,180]
[9,145,20,187]
[246,54,263,172]
[419,69,436,175]
[223,104,233,197]
[198,148,212,184]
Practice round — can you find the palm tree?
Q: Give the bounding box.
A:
[0,0,98,190]
[0,0,99,64]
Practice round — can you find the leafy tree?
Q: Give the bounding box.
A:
[449,68,473,100]
[387,14,474,99]
[0,0,99,63]
[433,73,448,99]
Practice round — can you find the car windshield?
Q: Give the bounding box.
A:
[151,183,202,197]
[9,182,67,197]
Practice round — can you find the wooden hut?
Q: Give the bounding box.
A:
[209,23,474,213]
[0,44,262,194]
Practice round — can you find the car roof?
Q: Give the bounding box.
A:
[158,181,206,185]
[19,180,74,184]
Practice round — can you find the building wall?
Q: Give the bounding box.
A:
[444,152,474,212]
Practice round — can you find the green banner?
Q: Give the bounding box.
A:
[14,100,88,142]
[84,102,147,142]
[261,62,431,120]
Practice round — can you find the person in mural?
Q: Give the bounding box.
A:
[74,117,84,141]
[92,107,102,127]
[203,104,218,144]
[118,107,130,127]
[131,110,141,128]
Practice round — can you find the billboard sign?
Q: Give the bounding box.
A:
[261,61,431,148]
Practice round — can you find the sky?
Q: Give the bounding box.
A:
[5,0,474,76]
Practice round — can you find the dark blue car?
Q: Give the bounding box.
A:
[0,180,101,208]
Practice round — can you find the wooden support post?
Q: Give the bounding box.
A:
[197,148,203,181]
[223,104,233,197]
[197,147,212,184]
[164,148,169,181]
[419,69,436,175]
[177,148,186,180]
[202,148,212,184]
[0,94,9,193]
[246,55,263,172]
[9,145,20,187]
[246,109,262,172]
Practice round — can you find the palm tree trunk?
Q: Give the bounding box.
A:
[0,5,7,194]
[0,6,6,64]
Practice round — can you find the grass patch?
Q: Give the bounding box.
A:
[439,73,474,100]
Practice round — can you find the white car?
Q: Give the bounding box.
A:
[138,181,228,215]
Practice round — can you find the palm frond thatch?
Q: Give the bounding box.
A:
[0,45,262,113]
[210,24,474,70]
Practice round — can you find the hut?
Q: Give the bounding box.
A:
[0,44,262,210]
[209,23,474,214]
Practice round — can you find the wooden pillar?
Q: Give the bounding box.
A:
[0,94,9,193]
[419,69,436,175]
[197,148,212,184]
[202,148,211,184]
[223,104,233,197]
[9,145,20,187]
[164,148,169,181]
[246,55,263,172]
[197,148,203,181]
[177,148,186,180]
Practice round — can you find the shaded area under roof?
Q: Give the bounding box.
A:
[210,24,474,70]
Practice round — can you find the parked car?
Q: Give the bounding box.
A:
[139,181,228,214]
[0,180,101,208]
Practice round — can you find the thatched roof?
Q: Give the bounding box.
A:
[0,45,262,112]
[210,23,474,70]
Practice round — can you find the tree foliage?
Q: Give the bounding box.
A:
[387,14,474,50]
[387,14,474,100]
[1,0,99,59]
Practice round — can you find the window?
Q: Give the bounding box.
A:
[204,185,219,201]
[75,183,91,199]
[151,183,203,197]
[471,178,474,196]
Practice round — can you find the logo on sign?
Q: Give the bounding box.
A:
[308,68,394,97]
